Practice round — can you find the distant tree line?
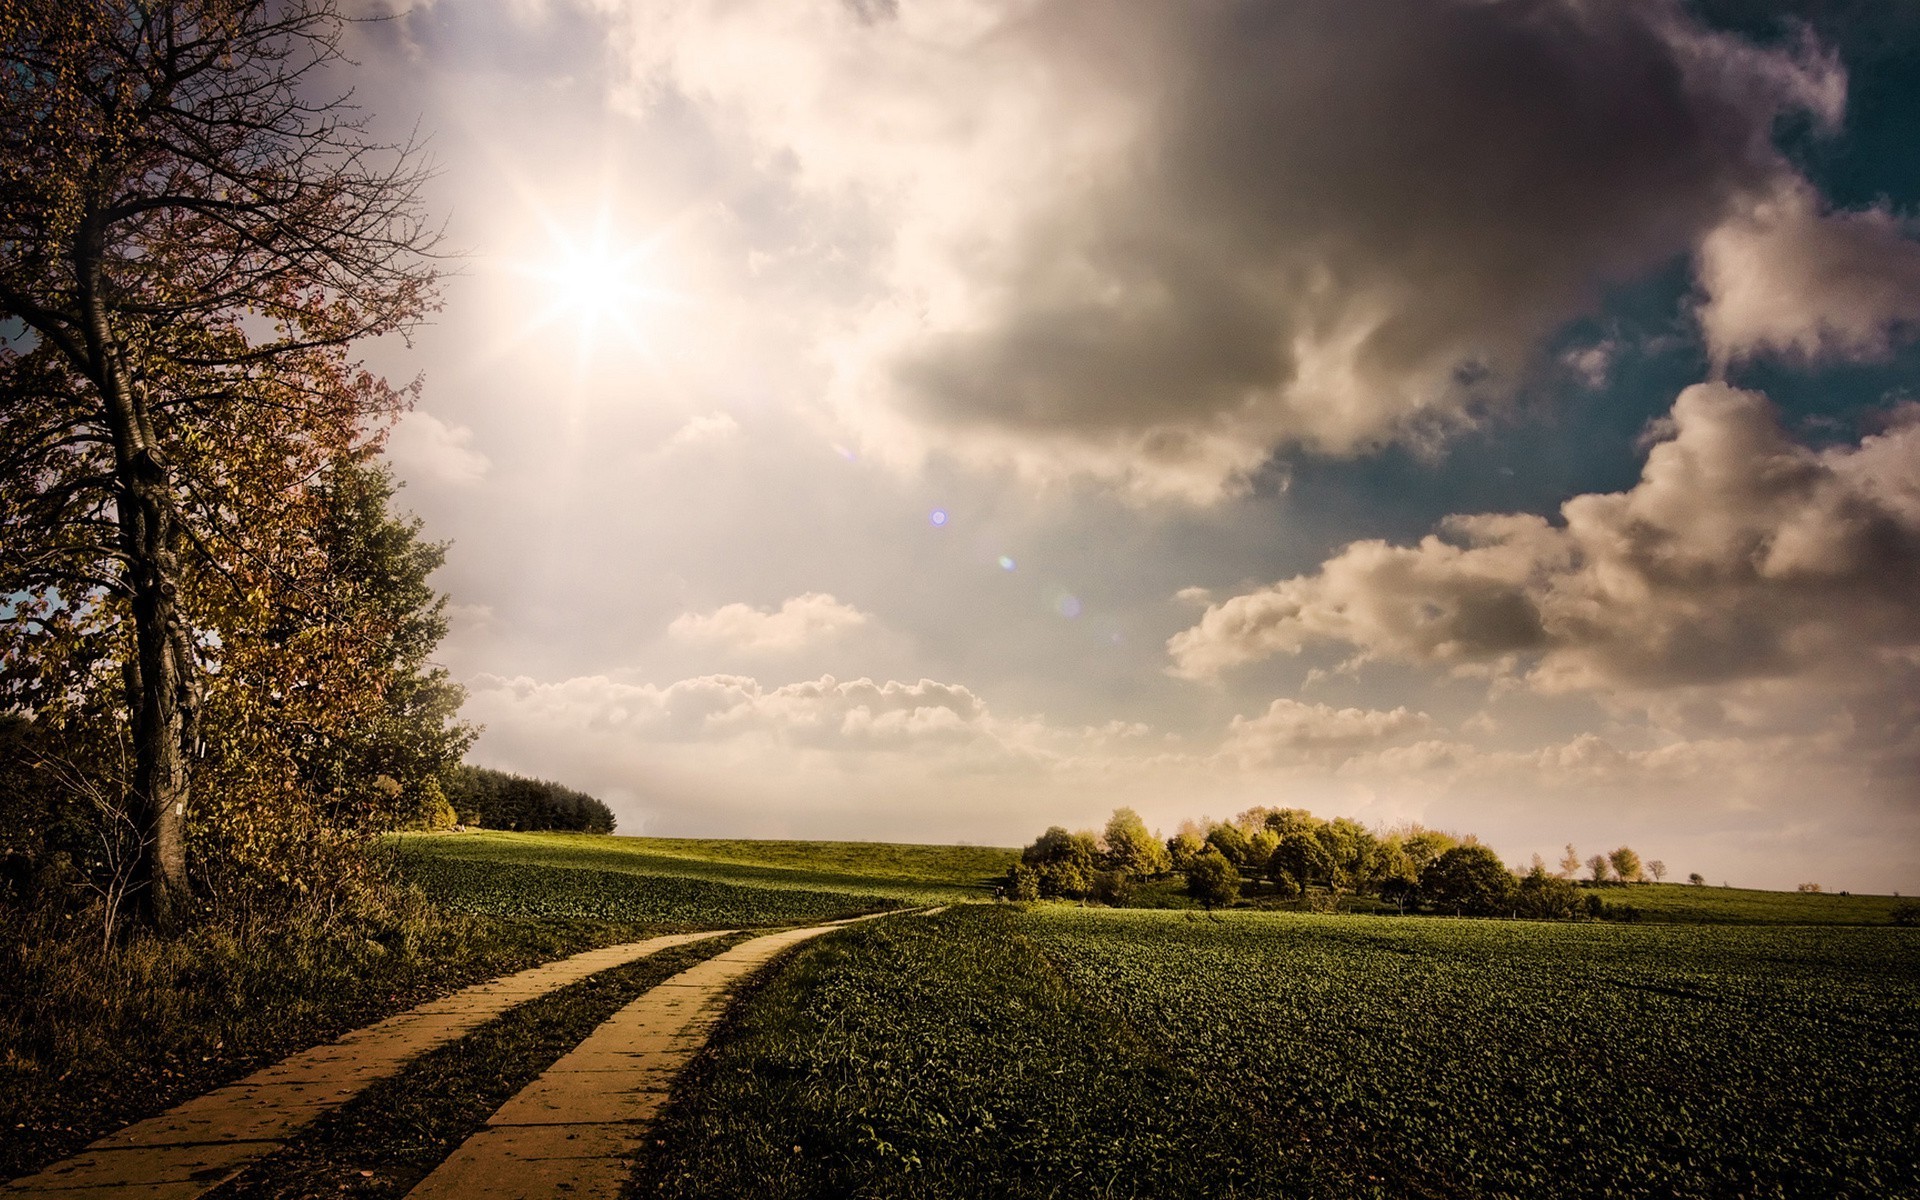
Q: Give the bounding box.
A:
[443,766,616,834]
[1004,806,1679,920]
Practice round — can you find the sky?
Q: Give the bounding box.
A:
[339,0,1920,891]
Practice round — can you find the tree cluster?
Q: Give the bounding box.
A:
[443,766,616,834]
[1004,805,1675,922]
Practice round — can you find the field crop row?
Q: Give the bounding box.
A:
[636,906,1302,1198]
[1023,909,1920,1200]
[399,854,897,928]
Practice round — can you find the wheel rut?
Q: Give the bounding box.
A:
[3,932,732,1199]
[402,919,867,1200]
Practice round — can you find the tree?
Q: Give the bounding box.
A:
[1558,843,1581,879]
[1204,821,1251,866]
[1688,871,1706,886]
[444,765,615,834]
[300,460,471,828]
[1019,826,1100,900]
[1185,847,1241,911]
[1102,807,1170,877]
[1647,859,1667,883]
[1269,829,1332,898]
[1420,845,1516,917]
[1165,828,1205,872]
[1587,854,1612,883]
[1,0,439,929]
[1609,846,1644,883]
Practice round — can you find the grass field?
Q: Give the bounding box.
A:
[1573,881,1912,924]
[642,905,1920,1198]
[395,831,1009,912]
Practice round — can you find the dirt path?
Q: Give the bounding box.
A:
[403,921,855,1200]
[4,931,731,1200]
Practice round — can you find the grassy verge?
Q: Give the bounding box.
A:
[0,901,656,1182]
[632,906,1311,1199]
[206,931,755,1200]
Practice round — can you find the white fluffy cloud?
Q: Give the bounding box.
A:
[1698,179,1920,366]
[1170,383,1920,704]
[668,593,871,653]
[615,0,1843,499]
[385,410,492,486]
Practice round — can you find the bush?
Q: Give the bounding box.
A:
[1514,866,1582,920]
[1091,869,1138,907]
[1185,849,1242,910]
[1003,863,1041,903]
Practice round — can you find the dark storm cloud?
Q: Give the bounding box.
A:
[746,0,1846,496]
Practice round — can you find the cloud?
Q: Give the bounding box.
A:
[1169,383,1920,701]
[469,671,1001,749]
[1221,698,1436,767]
[1697,179,1920,367]
[667,592,871,653]
[659,411,740,454]
[617,0,1842,499]
[385,410,492,486]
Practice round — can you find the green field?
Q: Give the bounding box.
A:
[642,904,1920,1198]
[1571,881,1911,924]
[394,830,1012,926]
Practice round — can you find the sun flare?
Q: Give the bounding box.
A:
[506,220,682,366]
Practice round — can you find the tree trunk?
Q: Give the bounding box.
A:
[95,326,199,931]
[118,453,195,931]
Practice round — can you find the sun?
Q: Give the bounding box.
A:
[504,216,683,367]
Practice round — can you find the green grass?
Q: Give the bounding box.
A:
[207,932,754,1200]
[634,906,1309,1199]
[395,831,1007,904]
[1021,908,1920,1199]
[1574,881,1912,924]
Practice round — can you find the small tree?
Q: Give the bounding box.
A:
[1647,859,1667,883]
[1185,848,1241,911]
[1609,846,1644,883]
[1558,843,1582,879]
[1688,871,1706,886]
[1102,807,1171,877]
[1587,854,1612,883]
[1166,829,1205,872]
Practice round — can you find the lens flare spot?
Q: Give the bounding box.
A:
[930,509,949,527]
[999,555,1016,571]
[1056,594,1083,618]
